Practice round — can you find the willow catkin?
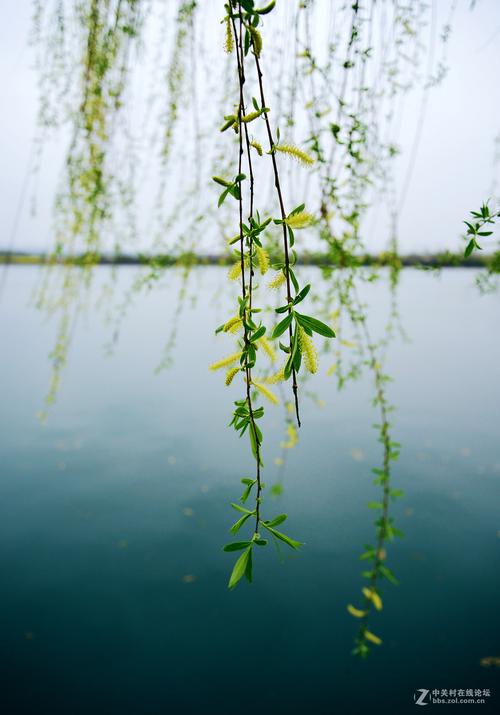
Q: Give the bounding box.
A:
[252,381,279,405]
[209,352,241,371]
[255,245,269,275]
[224,18,233,53]
[225,366,239,385]
[268,271,286,289]
[258,336,276,362]
[298,326,318,373]
[275,143,314,166]
[285,211,314,229]
[223,315,242,333]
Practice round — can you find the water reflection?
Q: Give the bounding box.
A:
[34,260,408,654]
[1,265,500,711]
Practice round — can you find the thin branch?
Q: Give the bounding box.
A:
[252,51,301,427]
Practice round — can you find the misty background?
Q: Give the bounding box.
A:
[1,0,500,256]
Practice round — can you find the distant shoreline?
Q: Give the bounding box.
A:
[0,250,491,269]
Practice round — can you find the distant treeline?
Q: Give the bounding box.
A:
[0,250,491,269]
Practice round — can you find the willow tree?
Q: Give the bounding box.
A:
[29,0,460,655]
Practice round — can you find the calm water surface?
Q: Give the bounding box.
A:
[0,266,499,714]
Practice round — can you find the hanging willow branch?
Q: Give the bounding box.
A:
[211,0,334,588]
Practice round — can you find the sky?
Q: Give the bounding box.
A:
[1,0,500,255]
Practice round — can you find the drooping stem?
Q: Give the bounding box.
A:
[231,4,262,532]
[349,280,401,656]
[252,51,301,428]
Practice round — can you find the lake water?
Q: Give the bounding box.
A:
[0,266,499,713]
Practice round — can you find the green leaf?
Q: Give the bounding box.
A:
[212,176,231,187]
[255,0,276,14]
[217,188,230,207]
[261,524,302,549]
[264,514,287,527]
[240,484,254,504]
[293,346,302,371]
[379,565,399,586]
[247,343,257,367]
[244,547,253,583]
[249,422,263,465]
[240,0,255,12]
[229,513,253,534]
[271,313,293,339]
[289,202,305,216]
[231,503,254,514]
[360,548,376,561]
[293,284,311,305]
[223,541,252,552]
[228,547,252,589]
[275,304,291,314]
[390,488,404,499]
[289,267,299,292]
[464,239,475,258]
[250,325,266,342]
[295,312,336,338]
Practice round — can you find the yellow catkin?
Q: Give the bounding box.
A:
[298,327,318,374]
[209,352,241,371]
[250,140,263,156]
[252,381,279,405]
[326,363,337,376]
[223,316,242,333]
[248,26,262,57]
[362,588,383,611]
[255,245,269,275]
[364,631,382,646]
[281,423,298,449]
[224,18,233,53]
[241,110,261,123]
[228,261,242,281]
[266,366,285,385]
[285,211,314,229]
[268,271,286,290]
[288,424,298,446]
[258,336,276,363]
[265,365,285,384]
[225,366,239,386]
[347,604,367,618]
[275,143,314,166]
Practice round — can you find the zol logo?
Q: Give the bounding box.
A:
[414,689,431,706]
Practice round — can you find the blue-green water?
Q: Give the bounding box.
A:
[0,267,499,714]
